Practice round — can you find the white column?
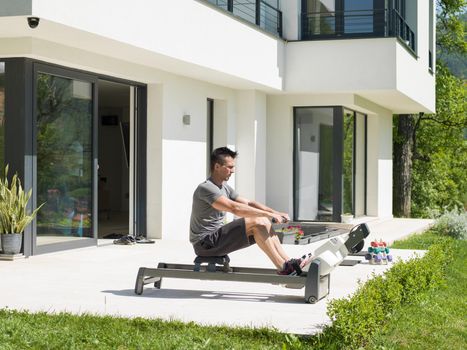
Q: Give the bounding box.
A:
[281,0,301,40]
[235,90,267,203]
[366,112,393,218]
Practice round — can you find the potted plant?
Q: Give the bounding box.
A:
[340,213,353,224]
[0,165,43,255]
[280,225,305,244]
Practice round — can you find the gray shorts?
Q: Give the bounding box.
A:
[193,218,255,257]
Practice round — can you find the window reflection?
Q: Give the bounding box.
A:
[294,107,334,221]
[342,110,354,214]
[294,107,366,221]
[36,73,93,244]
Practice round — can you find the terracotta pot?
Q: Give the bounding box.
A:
[1,233,23,255]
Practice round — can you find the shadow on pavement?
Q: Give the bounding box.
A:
[102,288,305,304]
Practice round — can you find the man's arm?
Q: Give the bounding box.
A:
[211,196,285,223]
[236,196,290,221]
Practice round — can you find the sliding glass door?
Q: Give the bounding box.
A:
[294,106,366,222]
[294,107,335,221]
[34,66,97,250]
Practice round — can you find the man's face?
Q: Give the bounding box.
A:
[215,156,236,182]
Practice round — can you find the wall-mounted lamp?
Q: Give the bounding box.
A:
[182,114,191,125]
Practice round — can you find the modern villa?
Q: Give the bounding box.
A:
[0,0,435,256]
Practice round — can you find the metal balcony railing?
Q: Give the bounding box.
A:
[301,8,416,53]
[205,0,282,37]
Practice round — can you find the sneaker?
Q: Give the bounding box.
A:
[277,258,301,275]
[298,253,314,268]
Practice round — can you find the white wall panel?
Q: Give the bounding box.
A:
[29,0,284,90]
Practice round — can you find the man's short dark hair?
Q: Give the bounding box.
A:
[210,147,238,171]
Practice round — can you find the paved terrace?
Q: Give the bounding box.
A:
[0,218,432,335]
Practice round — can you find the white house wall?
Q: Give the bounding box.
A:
[158,76,238,241]
[236,90,267,204]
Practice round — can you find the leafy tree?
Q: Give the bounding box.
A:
[411,64,467,216]
[393,0,467,217]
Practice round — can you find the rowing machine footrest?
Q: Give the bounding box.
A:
[194,255,231,272]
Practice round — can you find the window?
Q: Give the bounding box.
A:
[36,72,94,244]
[304,0,337,36]
[294,107,334,221]
[301,0,412,47]
[207,99,214,175]
[394,0,406,18]
[294,107,367,221]
[343,0,374,34]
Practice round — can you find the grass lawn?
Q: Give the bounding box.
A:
[366,233,467,350]
[0,231,465,350]
[0,310,306,350]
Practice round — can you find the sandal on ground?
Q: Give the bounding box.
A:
[135,235,155,244]
[113,235,136,245]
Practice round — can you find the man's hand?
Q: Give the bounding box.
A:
[276,212,290,222]
[271,213,288,224]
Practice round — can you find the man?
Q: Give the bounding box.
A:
[190,147,308,275]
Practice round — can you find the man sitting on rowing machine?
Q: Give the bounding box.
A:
[190,147,311,275]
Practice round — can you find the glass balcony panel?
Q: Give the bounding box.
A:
[204,0,282,37]
[233,0,256,24]
[302,2,415,53]
[206,0,228,10]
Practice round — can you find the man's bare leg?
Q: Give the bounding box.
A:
[244,217,287,269]
[269,233,290,261]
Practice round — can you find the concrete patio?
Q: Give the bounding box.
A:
[0,218,432,335]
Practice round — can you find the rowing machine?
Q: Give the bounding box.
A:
[134,223,370,303]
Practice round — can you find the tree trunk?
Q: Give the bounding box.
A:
[393,114,416,217]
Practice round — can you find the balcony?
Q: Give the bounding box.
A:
[301,8,416,53]
[205,0,283,37]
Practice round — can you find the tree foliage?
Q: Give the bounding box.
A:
[411,64,467,216]
[410,1,467,217]
[436,0,467,55]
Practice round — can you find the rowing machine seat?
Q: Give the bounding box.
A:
[194,255,231,272]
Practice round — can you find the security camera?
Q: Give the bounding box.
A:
[27,17,40,29]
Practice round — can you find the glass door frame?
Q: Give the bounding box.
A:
[32,63,99,254]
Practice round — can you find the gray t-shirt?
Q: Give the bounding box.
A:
[189,178,239,243]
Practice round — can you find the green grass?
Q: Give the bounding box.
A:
[391,230,454,250]
[366,233,467,350]
[0,310,310,350]
[1,231,464,350]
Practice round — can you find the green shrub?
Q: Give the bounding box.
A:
[324,241,453,349]
[431,209,467,240]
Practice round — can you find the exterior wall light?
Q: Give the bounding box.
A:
[182,114,191,125]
